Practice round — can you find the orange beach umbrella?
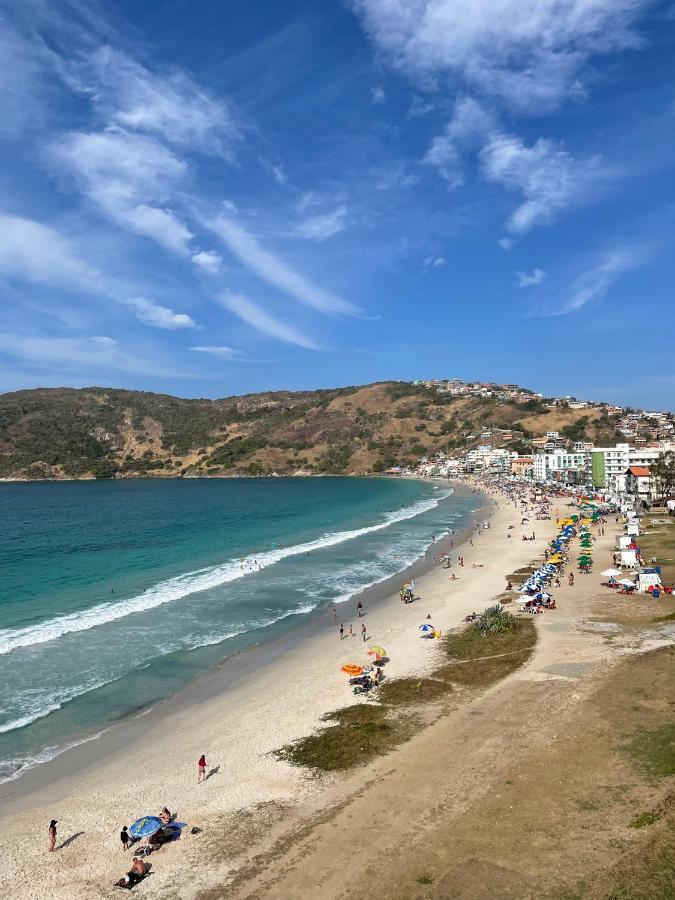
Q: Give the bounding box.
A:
[341,664,364,677]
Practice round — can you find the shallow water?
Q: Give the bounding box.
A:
[0,477,477,782]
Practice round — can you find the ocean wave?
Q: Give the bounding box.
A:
[0,729,108,785]
[0,675,123,734]
[0,491,452,657]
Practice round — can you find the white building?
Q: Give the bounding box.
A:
[533,451,586,484]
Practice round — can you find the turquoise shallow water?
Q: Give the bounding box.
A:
[0,477,477,783]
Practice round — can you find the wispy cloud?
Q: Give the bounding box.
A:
[553,250,645,315]
[424,96,495,186]
[0,332,176,377]
[480,132,605,234]
[516,267,546,287]
[49,129,194,254]
[424,256,446,270]
[294,205,348,241]
[125,297,196,329]
[69,45,239,156]
[206,216,358,315]
[220,292,322,349]
[190,345,242,359]
[371,85,386,104]
[0,212,100,290]
[351,0,650,111]
[0,211,196,330]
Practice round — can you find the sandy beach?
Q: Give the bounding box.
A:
[3,484,671,900]
[0,483,524,897]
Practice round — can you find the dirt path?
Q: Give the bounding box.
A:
[192,520,674,900]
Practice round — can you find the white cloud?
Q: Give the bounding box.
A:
[0,211,196,330]
[294,205,348,241]
[516,267,546,287]
[424,255,446,268]
[498,237,514,251]
[205,216,358,315]
[73,46,238,155]
[423,135,464,187]
[424,97,494,186]
[190,345,242,359]
[50,128,194,254]
[123,203,193,255]
[125,297,196,329]
[371,85,386,103]
[0,332,174,376]
[192,250,223,274]
[221,293,321,349]
[351,0,650,111]
[480,132,602,233]
[555,250,643,314]
[0,213,100,290]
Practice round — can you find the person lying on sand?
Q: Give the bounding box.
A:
[159,807,171,825]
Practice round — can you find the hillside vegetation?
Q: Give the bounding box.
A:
[0,382,623,479]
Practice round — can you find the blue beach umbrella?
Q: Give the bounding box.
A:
[129,816,163,839]
[419,623,435,633]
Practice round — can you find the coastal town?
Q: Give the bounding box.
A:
[386,379,675,510]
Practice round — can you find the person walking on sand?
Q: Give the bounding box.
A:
[361,623,366,642]
[121,825,130,851]
[357,600,363,617]
[349,624,354,638]
[333,607,337,622]
[48,820,57,852]
[198,753,207,784]
[339,623,344,640]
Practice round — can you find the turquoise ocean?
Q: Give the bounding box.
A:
[0,477,478,784]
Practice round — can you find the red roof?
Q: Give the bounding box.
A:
[627,466,650,476]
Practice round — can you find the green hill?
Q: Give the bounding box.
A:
[0,382,624,480]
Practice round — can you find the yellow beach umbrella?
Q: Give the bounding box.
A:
[368,646,386,658]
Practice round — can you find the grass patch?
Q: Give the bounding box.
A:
[629,811,659,829]
[417,874,434,885]
[378,676,452,705]
[654,610,675,622]
[435,617,536,687]
[622,724,675,780]
[274,704,417,771]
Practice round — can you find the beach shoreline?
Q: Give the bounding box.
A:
[0,478,487,812]
[0,479,539,900]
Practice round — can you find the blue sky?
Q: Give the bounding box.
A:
[1,0,674,409]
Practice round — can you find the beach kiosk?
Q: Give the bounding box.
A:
[626,522,640,538]
[616,547,639,568]
[637,567,662,593]
[615,534,632,550]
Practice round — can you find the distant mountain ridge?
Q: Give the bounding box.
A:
[0,382,628,480]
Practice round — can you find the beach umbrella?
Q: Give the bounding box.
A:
[618,579,635,587]
[367,645,386,658]
[600,568,621,578]
[129,816,163,839]
[341,664,364,677]
[419,623,435,633]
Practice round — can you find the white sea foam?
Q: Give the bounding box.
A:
[0,729,108,785]
[0,491,452,657]
[0,675,123,734]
